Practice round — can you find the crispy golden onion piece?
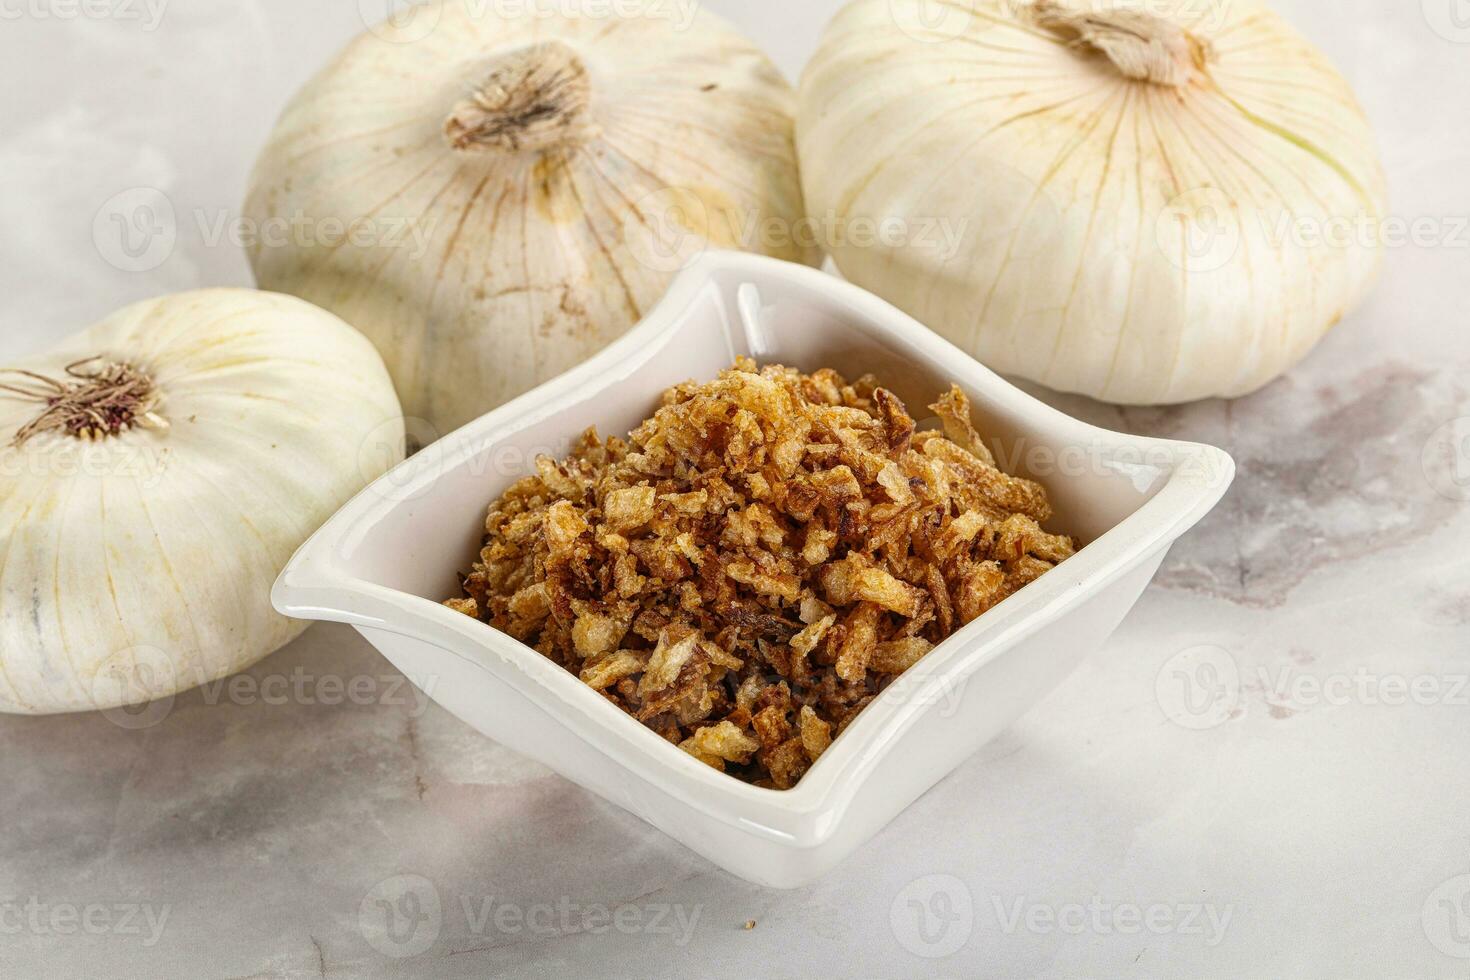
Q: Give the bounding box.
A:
[447,361,1076,788]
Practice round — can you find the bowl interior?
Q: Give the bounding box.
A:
[332,261,1173,606]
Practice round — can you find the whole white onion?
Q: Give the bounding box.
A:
[798,0,1387,404]
[246,0,815,434]
[0,290,404,715]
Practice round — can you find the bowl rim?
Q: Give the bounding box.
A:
[273,250,1235,847]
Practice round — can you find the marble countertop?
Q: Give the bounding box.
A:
[2,1,1467,977]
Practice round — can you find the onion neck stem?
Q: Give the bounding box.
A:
[444,40,596,155]
[0,357,167,447]
[1030,0,1213,89]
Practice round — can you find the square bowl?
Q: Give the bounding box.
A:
[272,251,1234,889]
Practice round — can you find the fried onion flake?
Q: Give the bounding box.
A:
[448,360,1077,788]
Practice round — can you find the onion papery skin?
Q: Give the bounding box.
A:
[0,290,404,715]
[798,0,1387,404]
[246,1,817,434]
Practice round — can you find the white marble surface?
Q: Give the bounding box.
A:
[2,1,1469,977]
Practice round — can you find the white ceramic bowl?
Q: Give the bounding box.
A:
[273,252,1234,888]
